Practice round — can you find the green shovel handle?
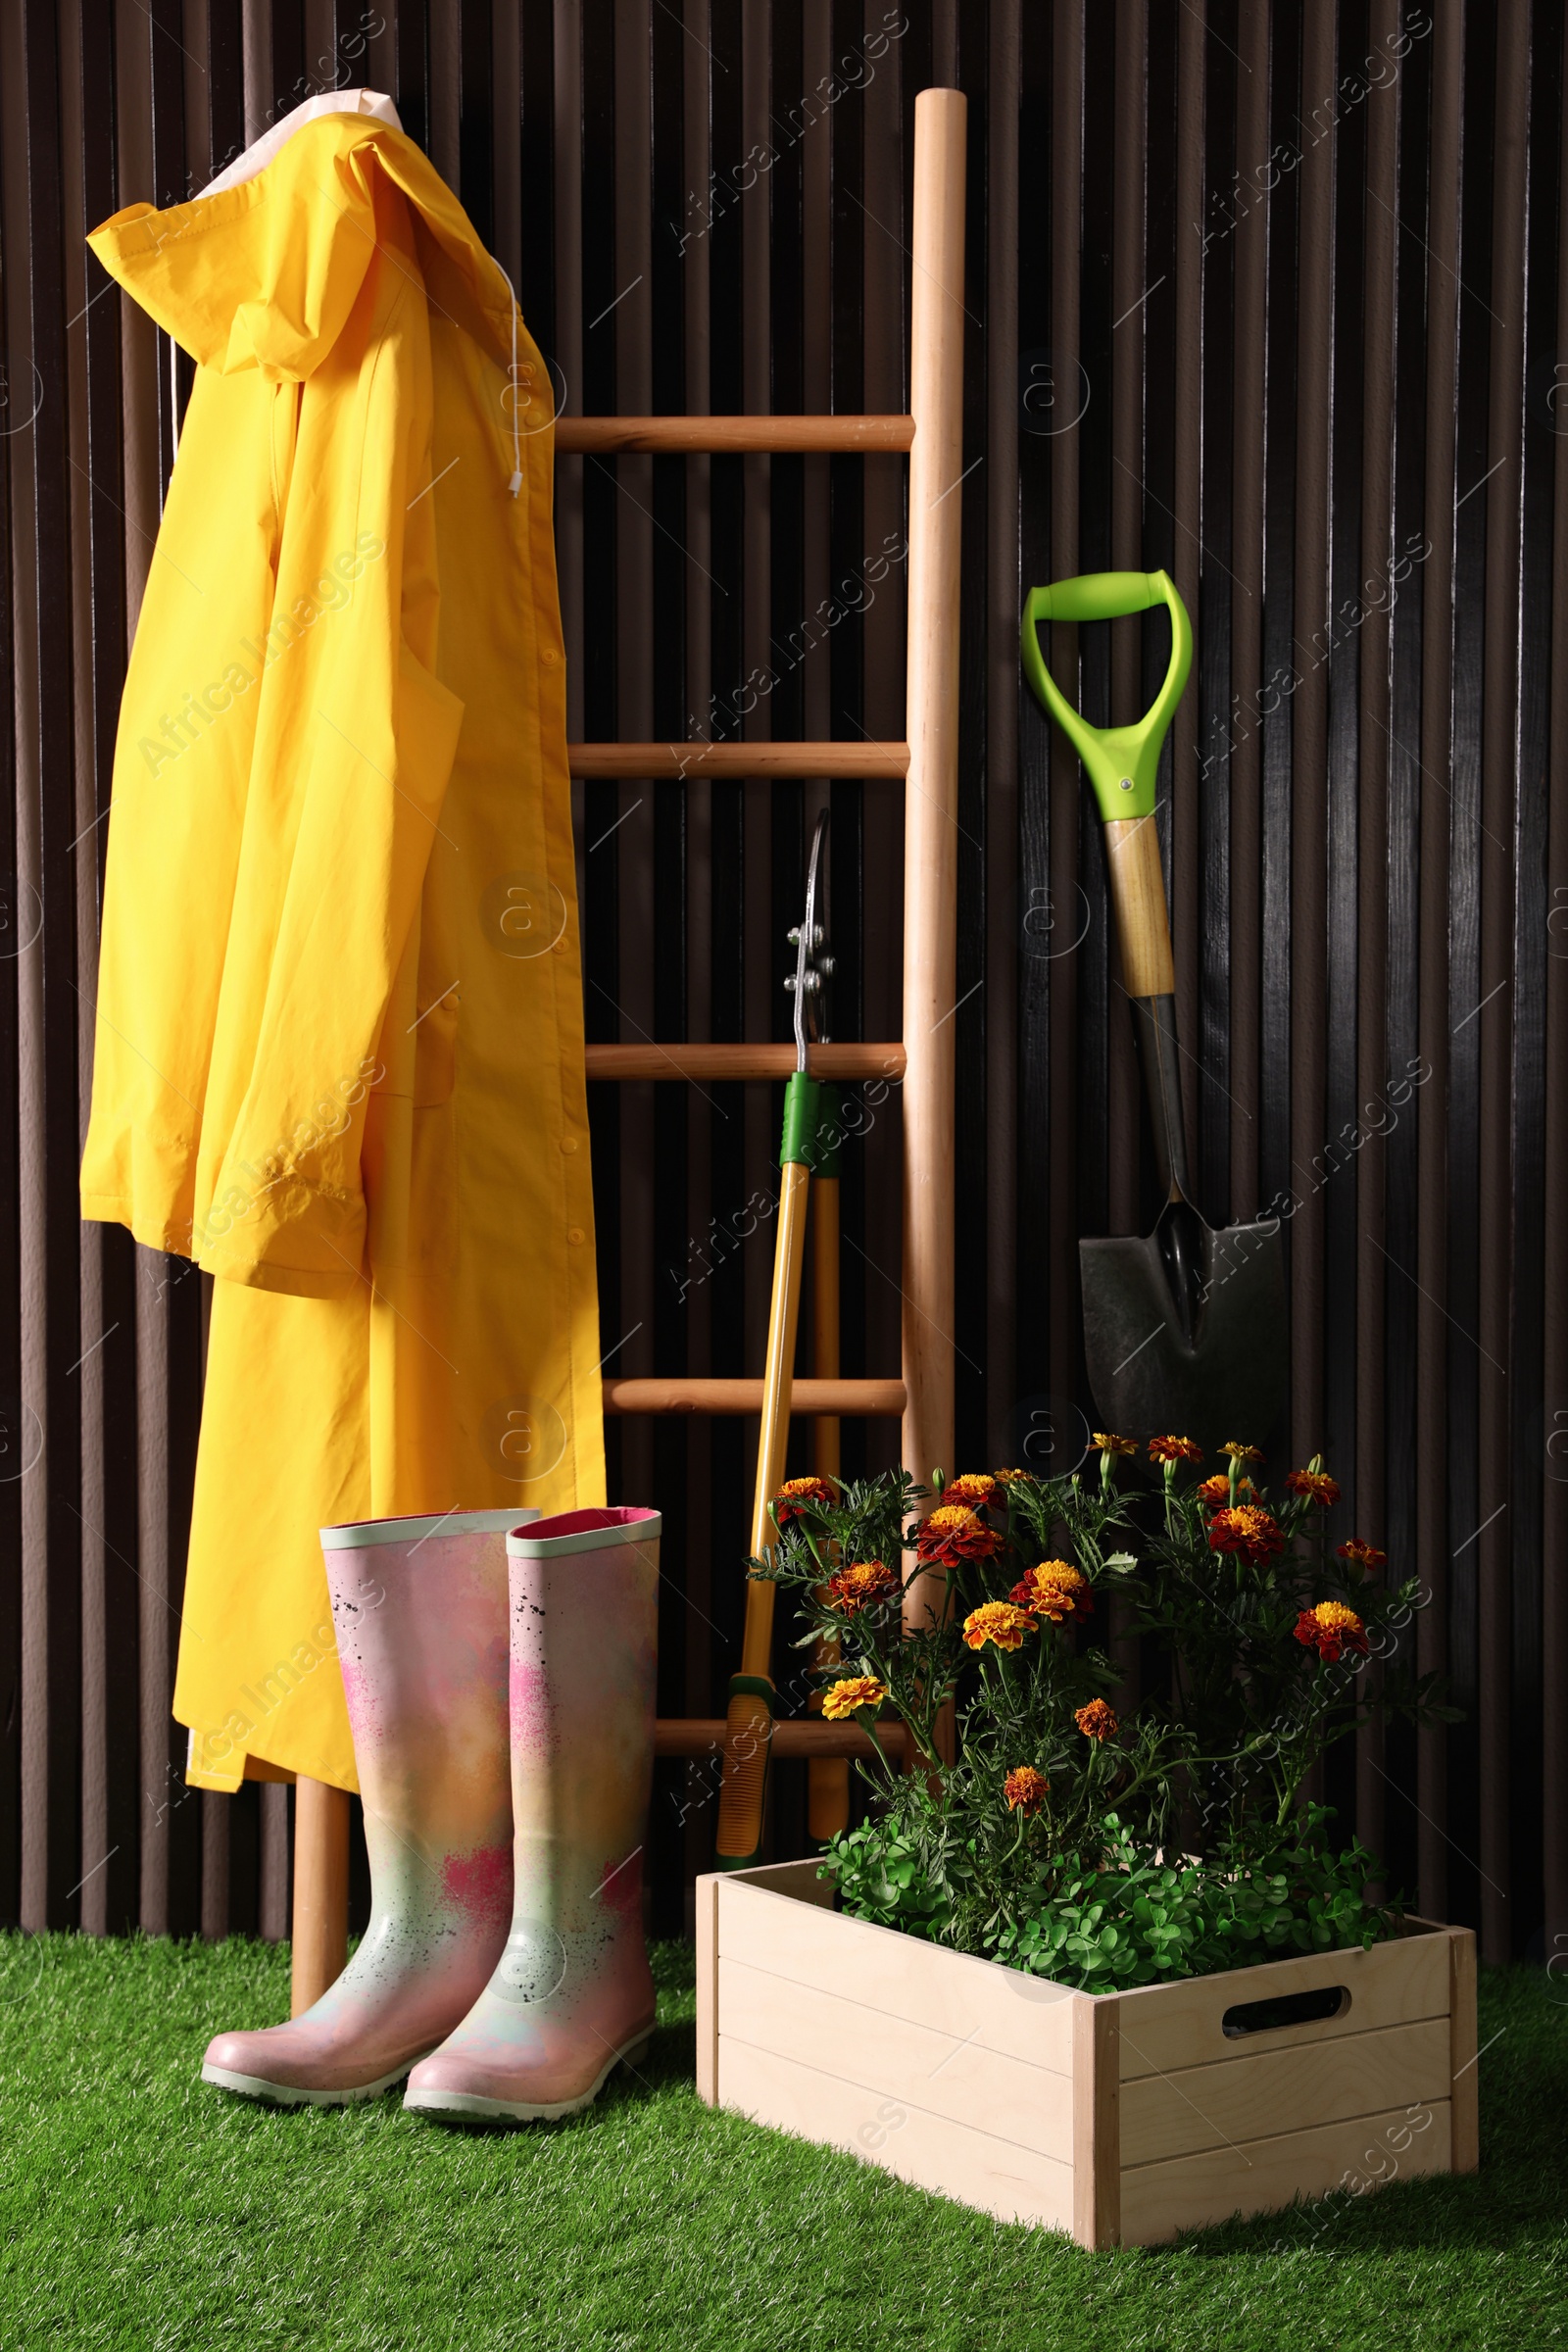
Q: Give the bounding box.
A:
[1019,568,1193,822]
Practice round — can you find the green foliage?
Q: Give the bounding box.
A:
[754,1446,1457,1990]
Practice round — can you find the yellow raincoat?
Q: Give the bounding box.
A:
[82,109,603,1792]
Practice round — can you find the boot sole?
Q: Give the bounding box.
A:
[402,2030,654,2125]
[201,2056,427,2108]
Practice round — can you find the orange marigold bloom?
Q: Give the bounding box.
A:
[1075,1698,1119,1741]
[1286,1467,1342,1506]
[961,1601,1036,1653]
[772,1476,837,1524]
[1293,1600,1369,1665]
[1093,1432,1138,1457]
[915,1503,1003,1565]
[1338,1538,1387,1572]
[821,1674,887,1720]
[1222,1442,1264,1464]
[1004,1765,1050,1815]
[1208,1503,1287,1565]
[995,1467,1035,1485]
[943,1473,1002,1509]
[1200,1472,1252,1509]
[1008,1560,1093,1625]
[1149,1435,1203,1464]
[825,1558,899,1614]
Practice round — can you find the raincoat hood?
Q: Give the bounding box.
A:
[88,104,518,390]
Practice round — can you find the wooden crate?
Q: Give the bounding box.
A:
[695,1858,1478,2247]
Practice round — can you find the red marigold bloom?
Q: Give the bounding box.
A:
[1149,1434,1203,1465]
[1004,1765,1050,1815]
[1293,1600,1369,1665]
[1286,1467,1342,1507]
[825,1558,899,1615]
[1338,1538,1387,1573]
[821,1674,887,1720]
[1197,1473,1234,1508]
[915,1503,1003,1565]
[1208,1503,1287,1565]
[1075,1698,1119,1741]
[772,1476,837,1525]
[962,1601,1036,1652]
[943,1473,1002,1509]
[1092,1432,1138,1458]
[1008,1560,1093,1625]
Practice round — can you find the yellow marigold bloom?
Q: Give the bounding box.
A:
[1008,1560,1092,1624]
[915,1503,1002,1564]
[943,1473,1001,1508]
[1221,1441,1264,1464]
[825,1558,899,1614]
[821,1675,887,1721]
[1004,1765,1050,1815]
[1149,1434,1203,1464]
[961,1601,1036,1653]
[1093,1432,1138,1457]
[772,1475,837,1524]
[1075,1698,1119,1741]
[1293,1601,1368,1664]
[1199,1471,1253,1507]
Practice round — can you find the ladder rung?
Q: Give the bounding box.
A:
[585,1043,905,1083]
[655,1717,912,1760]
[569,740,908,780]
[603,1376,906,1417]
[556,415,914,454]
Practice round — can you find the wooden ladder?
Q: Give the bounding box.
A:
[289,87,965,2012]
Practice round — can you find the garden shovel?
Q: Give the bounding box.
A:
[1020,570,1286,1455]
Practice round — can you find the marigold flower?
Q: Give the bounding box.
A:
[1093,1432,1138,1458]
[821,1674,887,1720]
[1008,1559,1093,1625]
[1293,1600,1369,1665]
[915,1502,1003,1565]
[1208,1503,1287,1565]
[943,1473,1002,1509]
[1197,1473,1241,1508]
[1338,1538,1387,1573]
[1075,1698,1119,1741]
[1286,1467,1342,1507]
[961,1601,1036,1653]
[1222,1442,1264,1464]
[772,1475,837,1524]
[995,1467,1035,1485]
[1004,1765,1050,1815]
[1149,1434,1203,1464]
[825,1558,899,1614]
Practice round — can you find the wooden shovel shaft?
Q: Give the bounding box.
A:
[1103,815,1175,999]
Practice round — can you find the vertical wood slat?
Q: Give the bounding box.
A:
[1544,0,1568,1970]
[1415,0,1466,1928]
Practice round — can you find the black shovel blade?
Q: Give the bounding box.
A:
[1079,1215,1287,1457]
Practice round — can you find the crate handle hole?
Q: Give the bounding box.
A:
[1221,1984,1348,2038]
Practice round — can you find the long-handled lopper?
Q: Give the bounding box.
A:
[714,810,834,1869]
[1020,570,1287,1456]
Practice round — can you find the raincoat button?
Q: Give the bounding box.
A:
[541,646,560,665]
[561,1137,578,1153]
[567,1226,586,1245]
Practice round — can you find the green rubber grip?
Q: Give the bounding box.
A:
[779,1071,824,1169]
[1019,567,1193,822]
[726,1675,776,1709]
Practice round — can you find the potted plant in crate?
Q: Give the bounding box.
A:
[695,1440,1475,2247]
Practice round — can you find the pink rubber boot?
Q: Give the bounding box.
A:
[202,1505,533,2105]
[404,1505,661,2123]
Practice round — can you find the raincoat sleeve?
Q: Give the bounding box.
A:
[87,128,466,1300]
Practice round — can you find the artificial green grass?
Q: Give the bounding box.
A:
[0,1932,1562,2349]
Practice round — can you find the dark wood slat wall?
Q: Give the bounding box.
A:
[0,0,1563,1966]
